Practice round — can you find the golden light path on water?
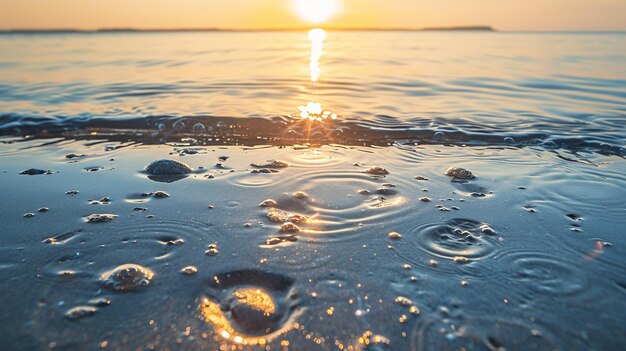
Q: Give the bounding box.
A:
[298,28,337,122]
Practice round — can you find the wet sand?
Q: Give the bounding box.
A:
[1,137,625,350]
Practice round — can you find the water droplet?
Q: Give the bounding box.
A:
[394,296,413,306]
[206,244,219,256]
[65,306,97,320]
[389,231,402,240]
[181,266,198,275]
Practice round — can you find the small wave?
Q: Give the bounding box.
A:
[0,113,623,157]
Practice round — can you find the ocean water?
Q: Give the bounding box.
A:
[0,31,625,350]
[0,31,625,151]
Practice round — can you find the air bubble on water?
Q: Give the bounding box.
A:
[65,306,98,320]
[260,199,278,208]
[206,244,219,256]
[181,266,199,275]
[172,120,186,131]
[293,191,308,199]
[433,132,446,141]
[394,296,413,306]
[280,222,301,233]
[100,264,154,291]
[504,137,515,143]
[389,232,402,240]
[84,214,117,223]
[267,210,308,224]
[453,256,470,264]
[446,167,475,181]
[192,123,206,133]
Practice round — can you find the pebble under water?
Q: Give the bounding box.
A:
[0,139,624,351]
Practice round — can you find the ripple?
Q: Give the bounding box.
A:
[280,147,348,169]
[259,243,334,273]
[391,218,500,278]
[38,218,215,283]
[276,170,412,240]
[199,269,302,345]
[452,182,493,198]
[492,250,589,297]
[225,170,282,188]
[38,251,96,282]
[42,230,83,245]
[411,315,558,351]
[112,218,216,259]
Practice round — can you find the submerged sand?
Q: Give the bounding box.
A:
[0,138,625,350]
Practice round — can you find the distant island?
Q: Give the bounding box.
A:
[0,26,496,34]
[421,26,494,31]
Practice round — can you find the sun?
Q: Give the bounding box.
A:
[293,0,340,24]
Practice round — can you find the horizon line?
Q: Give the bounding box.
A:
[1,26,625,34]
[1,25,495,33]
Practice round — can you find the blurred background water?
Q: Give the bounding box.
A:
[0,31,625,149]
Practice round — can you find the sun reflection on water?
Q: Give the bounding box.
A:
[298,28,337,122]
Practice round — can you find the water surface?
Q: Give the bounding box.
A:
[0,31,625,350]
[0,31,624,151]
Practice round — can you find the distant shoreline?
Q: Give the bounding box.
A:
[1,26,624,35]
[1,26,496,34]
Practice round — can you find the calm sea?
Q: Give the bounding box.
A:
[1,31,626,350]
[0,31,624,151]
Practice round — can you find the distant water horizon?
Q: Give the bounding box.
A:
[3,26,626,35]
[1,25,496,33]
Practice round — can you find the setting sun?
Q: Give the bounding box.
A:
[293,0,340,24]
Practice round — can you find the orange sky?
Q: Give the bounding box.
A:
[1,0,625,31]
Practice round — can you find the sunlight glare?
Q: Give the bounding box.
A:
[297,29,337,122]
[308,28,325,83]
[293,0,340,24]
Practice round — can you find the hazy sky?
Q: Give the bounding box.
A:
[1,0,625,31]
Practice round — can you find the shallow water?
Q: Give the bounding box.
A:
[0,139,625,350]
[0,31,625,350]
